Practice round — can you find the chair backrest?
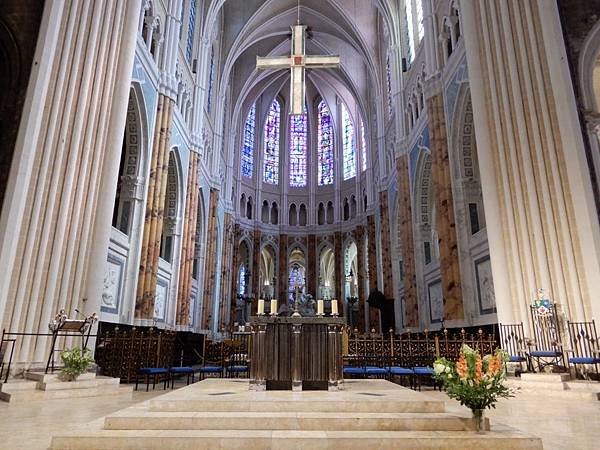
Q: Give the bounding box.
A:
[0,341,7,365]
[529,303,563,351]
[567,320,599,359]
[499,323,527,357]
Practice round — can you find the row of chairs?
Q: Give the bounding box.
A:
[499,312,600,379]
[135,362,249,391]
[343,355,438,390]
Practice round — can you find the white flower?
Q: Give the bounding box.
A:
[445,366,451,373]
[433,363,446,375]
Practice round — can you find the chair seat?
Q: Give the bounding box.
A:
[365,366,388,375]
[198,365,223,373]
[509,355,527,363]
[343,367,366,376]
[228,365,248,372]
[138,367,168,375]
[413,366,434,375]
[387,366,414,375]
[569,357,600,364]
[170,366,194,374]
[530,350,562,357]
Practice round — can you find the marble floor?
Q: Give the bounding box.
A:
[0,378,598,450]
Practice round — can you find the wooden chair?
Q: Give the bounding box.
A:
[567,320,600,380]
[197,340,224,380]
[499,323,531,374]
[224,340,249,378]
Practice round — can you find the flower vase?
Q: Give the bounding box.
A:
[472,409,486,433]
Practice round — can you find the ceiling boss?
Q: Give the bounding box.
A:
[256,1,340,115]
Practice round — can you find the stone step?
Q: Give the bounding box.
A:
[149,398,446,414]
[24,371,96,383]
[39,376,120,391]
[519,372,570,383]
[104,410,477,432]
[0,379,38,392]
[2,383,132,403]
[50,429,543,450]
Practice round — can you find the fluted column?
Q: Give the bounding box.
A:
[352,226,367,332]
[218,213,235,329]
[461,0,600,323]
[427,91,464,321]
[201,188,219,329]
[366,215,380,331]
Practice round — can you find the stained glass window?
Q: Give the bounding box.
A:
[288,265,306,303]
[405,0,415,63]
[263,99,281,184]
[317,100,334,186]
[342,103,356,180]
[416,0,424,42]
[207,47,215,113]
[289,111,307,187]
[238,265,247,295]
[360,117,367,172]
[241,104,256,178]
[185,0,197,62]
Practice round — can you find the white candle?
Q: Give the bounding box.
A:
[270,299,278,315]
[257,299,265,315]
[331,299,338,315]
[317,299,324,315]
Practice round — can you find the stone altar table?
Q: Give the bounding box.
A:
[249,316,344,391]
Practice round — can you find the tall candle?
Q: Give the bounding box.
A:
[331,299,338,315]
[317,299,324,315]
[257,299,265,315]
[270,299,278,315]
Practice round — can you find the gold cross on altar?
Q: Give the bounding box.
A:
[256,24,340,115]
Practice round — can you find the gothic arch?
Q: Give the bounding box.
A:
[578,18,600,111]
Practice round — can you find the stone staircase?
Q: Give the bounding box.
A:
[509,373,600,401]
[0,371,132,403]
[50,379,542,449]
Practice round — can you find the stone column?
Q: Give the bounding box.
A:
[229,224,241,326]
[218,213,235,329]
[379,191,394,299]
[352,225,367,332]
[366,215,380,332]
[334,231,343,309]
[201,188,219,329]
[250,229,261,315]
[176,152,200,327]
[0,0,142,366]
[427,90,464,321]
[307,234,317,296]
[397,155,419,327]
[134,94,175,322]
[278,234,289,303]
[461,0,600,324]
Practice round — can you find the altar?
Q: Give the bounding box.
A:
[249,316,344,391]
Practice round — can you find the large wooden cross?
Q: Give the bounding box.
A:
[256,24,340,115]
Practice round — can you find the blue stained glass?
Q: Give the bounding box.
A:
[289,112,307,187]
[241,104,256,178]
[288,265,306,304]
[263,99,281,185]
[360,118,367,172]
[239,265,247,295]
[342,103,356,180]
[185,0,197,62]
[317,100,334,186]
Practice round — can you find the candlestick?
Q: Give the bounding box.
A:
[257,299,265,315]
[270,299,278,316]
[317,299,324,316]
[331,299,338,316]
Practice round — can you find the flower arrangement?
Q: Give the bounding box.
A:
[433,344,515,432]
[60,347,94,381]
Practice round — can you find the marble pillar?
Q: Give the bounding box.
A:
[334,232,343,313]
[307,234,317,297]
[201,188,219,329]
[366,215,380,332]
[427,91,464,321]
[218,213,234,330]
[229,224,241,326]
[379,191,394,300]
[176,152,199,326]
[0,0,141,366]
[461,0,600,324]
[278,234,289,303]
[250,229,261,315]
[397,155,419,328]
[352,225,367,332]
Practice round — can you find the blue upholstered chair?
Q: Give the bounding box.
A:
[136,367,169,391]
[567,320,600,380]
[499,322,531,374]
[529,303,567,372]
[169,366,195,388]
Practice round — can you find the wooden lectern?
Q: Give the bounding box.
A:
[249,316,344,391]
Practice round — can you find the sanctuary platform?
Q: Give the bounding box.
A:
[50,378,543,449]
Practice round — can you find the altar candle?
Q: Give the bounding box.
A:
[331,299,338,315]
[257,299,265,315]
[270,299,278,315]
[317,299,324,315]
